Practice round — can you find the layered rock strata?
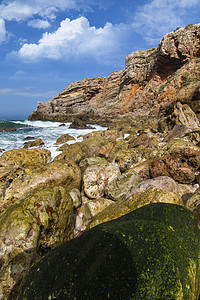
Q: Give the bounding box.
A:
[29,24,200,125]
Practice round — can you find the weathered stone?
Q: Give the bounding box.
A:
[104,170,141,201]
[171,102,200,129]
[149,147,200,183]
[0,148,51,168]
[54,142,85,163]
[18,203,200,300]
[69,188,81,209]
[23,138,44,149]
[28,24,200,125]
[185,188,200,226]
[88,187,183,229]
[79,156,108,172]
[0,186,74,300]
[83,163,121,199]
[163,125,191,142]
[128,134,157,149]
[54,133,75,145]
[0,160,81,213]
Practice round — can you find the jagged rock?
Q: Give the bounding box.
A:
[163,125,191,142]
[28,24,200,126]
[23,138,44,149]
[149,147,200,183]
[0,186,74,300]
[83,163,121,199]
[128,133,157,149]
[17,203,200,300]
[54,133,75,145]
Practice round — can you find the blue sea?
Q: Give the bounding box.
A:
[0,120,106,159]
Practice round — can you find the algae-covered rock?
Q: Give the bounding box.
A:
[83,163,121,199]
[104,170,141,201]
[0,148,51,168]
[88,187,183,229]
[0,160,81,213]
[79,156,108,173]
[17,203,200,300]
[54,133,75,145]
[0,186,74,300]
[23,138,44,149]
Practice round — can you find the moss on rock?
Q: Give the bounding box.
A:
[17,203,200,300]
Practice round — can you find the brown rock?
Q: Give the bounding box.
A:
[23,138,44,148]
[0,127,16,132]
[28,24,200,125]
[54,134,75,145]
[149,147,200,183]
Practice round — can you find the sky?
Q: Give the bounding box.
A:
[0,0,199,120]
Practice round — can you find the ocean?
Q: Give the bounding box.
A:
[0,120,107,160]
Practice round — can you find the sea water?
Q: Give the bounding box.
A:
[0,120,107,160]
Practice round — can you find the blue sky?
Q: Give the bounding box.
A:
[0,0,199,120]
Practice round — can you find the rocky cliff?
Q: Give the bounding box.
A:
[28,23,200,126]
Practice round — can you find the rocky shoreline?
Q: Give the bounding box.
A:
[1,23,200,299]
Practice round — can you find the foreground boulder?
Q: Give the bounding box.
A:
[0,186,74,299]
[17,203,200,300]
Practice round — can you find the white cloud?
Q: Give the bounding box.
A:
[28,19,51,29]
[0,18,6,43]
[132,0,200,45]
[0,87,57,98]
[16,17,125,62]
[0,0,110,21]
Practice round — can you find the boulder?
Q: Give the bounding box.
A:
[104,170,141,201]
[185,188,200,226]
[0,186,74,300]
[149,147,200,183]
[83,163,121,199]
[23,138,44,149]
[0,127,16,132]
[54,134,75,145]
[0,148,51,168]
[0,160,81,214]
[17,203,200,300]
[88,187,183,229]
[79,156,108,172]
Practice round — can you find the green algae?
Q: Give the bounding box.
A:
[17,203,200,300]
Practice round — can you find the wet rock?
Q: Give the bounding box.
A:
[54,134,75,145]
[23,136,35,141]
[83,163,121,199]
[0,186,74,300]
[54,142,85,164]
[23,138,44,149]
[0,127,16,132]
[18,203,200,300]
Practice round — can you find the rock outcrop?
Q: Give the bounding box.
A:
[28,24,200,126]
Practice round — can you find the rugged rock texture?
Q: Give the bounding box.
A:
[18,203,200,300]
[28,24,200,126]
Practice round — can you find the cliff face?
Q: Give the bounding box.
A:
[28,24,200,124]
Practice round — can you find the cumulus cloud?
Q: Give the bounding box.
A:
[0,18,6,43]
[28,19,51,29]
[132,0,199,45]
[16,17,125,62]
